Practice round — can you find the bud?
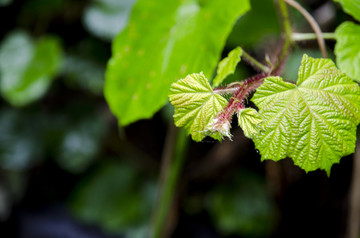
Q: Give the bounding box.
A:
[206,117,232,140]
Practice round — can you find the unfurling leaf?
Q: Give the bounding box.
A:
[169,72,228,142]
[237,108,263,139]
[335,21,360,82]
[212,47,242,88]
[252,54,360,174]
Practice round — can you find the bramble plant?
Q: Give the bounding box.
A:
[105,0,360,176]
[167,2,360,175]
[103,0,360,236]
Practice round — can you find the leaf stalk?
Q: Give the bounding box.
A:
[241,50,271,73]
[292,32,336,41]
[284,0,327,57]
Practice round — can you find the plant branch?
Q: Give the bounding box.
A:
[149,123,188,238]
[292,32,336,41]
[241,50,271,73]
[284,0,327,58]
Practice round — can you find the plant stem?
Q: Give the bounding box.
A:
[149,123,188,238]
[242,50,271,73]
[284,0,327,58]
[347,140,360,238]
[274,0,293,74]
[211,74,267,133]
[292,32,336,41]
[278,0,292,44]
[213,86,240,95]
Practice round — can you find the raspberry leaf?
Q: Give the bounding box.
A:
[237,108,263,139]
[252,54,360,175]
[169,73,228,142]
[212,47,242,88]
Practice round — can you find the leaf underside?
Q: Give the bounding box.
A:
[252,54,360,174]
[169,72,228,142]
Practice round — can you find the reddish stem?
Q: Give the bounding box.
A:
[213,73,268,125]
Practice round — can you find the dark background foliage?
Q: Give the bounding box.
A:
[0,0,356,237]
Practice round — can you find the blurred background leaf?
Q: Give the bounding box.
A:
[206,170,276,237]
[0,31,63,106]
[54,113,107,173]
[62,55,104,95]
[0,107,45,171]
[70,161,156,234]
[83,0,136,41]
[0,0,12,7]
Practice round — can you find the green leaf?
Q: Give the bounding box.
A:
[105,0,250,125]
[212,47,242,88]
[334,0,360,22]
[335,21,360,82]
[169,72,228,142]
[252,54,360,174]
[237,108,262,139]
[0,31,63,106]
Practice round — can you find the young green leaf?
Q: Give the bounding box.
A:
[335,21,360,82]
[334,0,360,22]
[212,47,242,88]
[252,54,360,175]
[105,0,250,126]
[237,108,263,139]
[169,72,228,142]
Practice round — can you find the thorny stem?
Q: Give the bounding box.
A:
[285,0,327,58]
[292,32,336,41]
[242,50,271,73]
[213,85,241,95]
[212,74,268,131]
